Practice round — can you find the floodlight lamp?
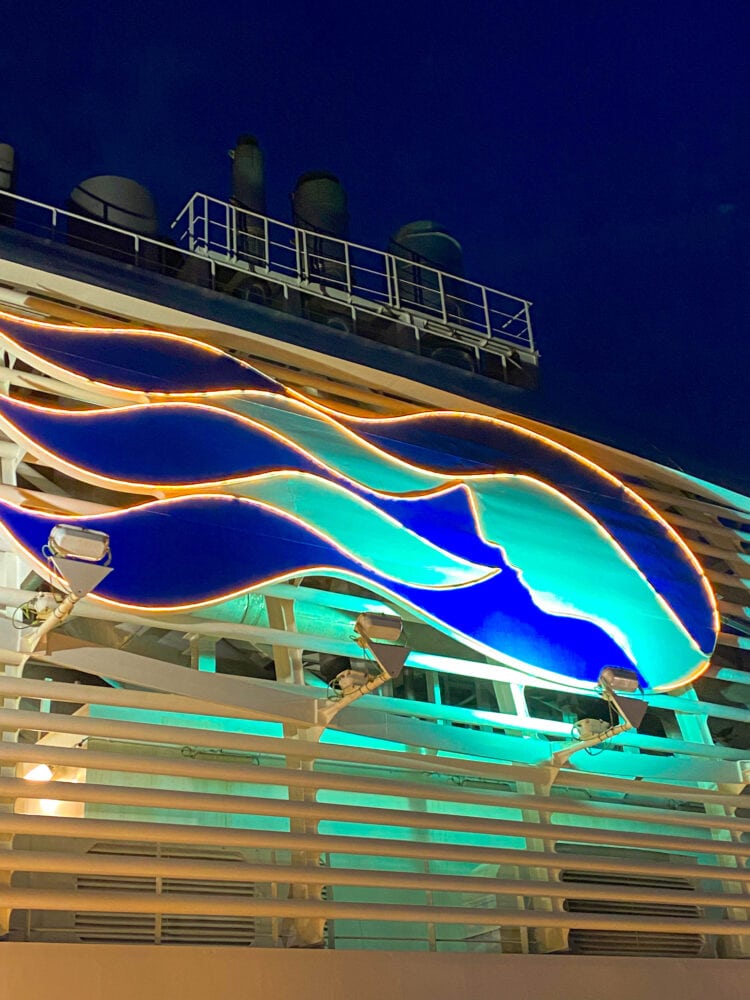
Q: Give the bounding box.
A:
[47,525,111,564]
[599,666,640,694]
[598,666,648,731]
[354,612,402,643]
[45,525,113,600]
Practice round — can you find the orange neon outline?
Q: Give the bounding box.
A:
[0,492,499,606]
[0,310,282,401]
[0,392,711,643]
[5,451,707,671]
[0,471,710,692]
[0,310,718,677]
[464,475,711,689]
[0,396,448,496]
[227,395,723,645]
[0,381,719,672]
[0,504,622,695]
[293,396,719,637]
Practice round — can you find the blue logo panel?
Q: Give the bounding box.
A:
[0,314,718,692]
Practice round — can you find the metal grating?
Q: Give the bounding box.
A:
[558,846,706,957]
[74,843,256,945]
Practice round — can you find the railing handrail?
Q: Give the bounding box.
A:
[0,187,537,357]
[172,190,534,311]
[0,189,162,250]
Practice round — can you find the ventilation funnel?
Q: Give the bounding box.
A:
[390,220,463,277]
[230,135,266,264]
[292,172,349,286]
[67,175,158,265]
[389,220,464,317]
[69,176,158,235]
[231,135,266,213]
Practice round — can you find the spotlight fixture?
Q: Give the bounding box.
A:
[317,612,410,727]
[548,665,648,769]
[354,612,403,644]
[48,525,111,564]
[598,666,647,730]
[353,612,407,681]
[46,525,112,599]
[19,525,113,654]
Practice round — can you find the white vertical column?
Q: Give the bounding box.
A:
[188,634,217,673]
[0,442,23,937]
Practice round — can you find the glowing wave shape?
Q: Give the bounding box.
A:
[0,313,718,692]
[0,313,283,397]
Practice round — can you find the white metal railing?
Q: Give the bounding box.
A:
[0,190,178,271]
[0,675,749,955]
[0,188,536,379]
[170,192,536,354]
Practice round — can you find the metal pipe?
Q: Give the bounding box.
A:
[370,693,571,737]
[0,886,747,936]
[3,811,749,886]
[550,720,632,768]
[4,777,746,860]
[715,667,750,686]
[707,570,750,590]
[719,633,750,649]
[0,674,284,723]
[0,705,522,783]
[3,363,134,405]
[646,691,750,726]
[0,591,361,659]
[0,849,746,912]
[0,696,746,811]
[560,771,749,807]
[691,541,748,567]
[1,740,748,837]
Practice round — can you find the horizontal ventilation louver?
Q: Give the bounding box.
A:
[566,930,705,957]
[557,846,706,958]
[72,842,256,945]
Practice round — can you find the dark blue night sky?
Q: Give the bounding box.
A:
[3,2,748,489]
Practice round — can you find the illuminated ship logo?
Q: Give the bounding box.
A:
[0,313,718,692]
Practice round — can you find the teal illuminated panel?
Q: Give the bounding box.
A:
[0,313,719,692]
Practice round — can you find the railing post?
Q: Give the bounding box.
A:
[524,301,534,352]
[388,254,400,311]
[230,204,238,261]
[482,286,492,339]
[437,269,448,324]
[424,857,437,952]
[188,197,195,253]
[517,775,568,955]
[343,240,352,297]
[263,216,270,269]
[297,229,308,283]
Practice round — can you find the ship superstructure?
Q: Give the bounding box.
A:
[0,138,748,993]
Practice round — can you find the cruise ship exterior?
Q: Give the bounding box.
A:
[0,138,748,998]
